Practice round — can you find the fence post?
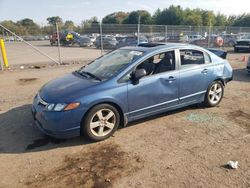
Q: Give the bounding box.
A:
[137,16,141,45]
[165,25,168,42]
[56,22,62,64]
[99,22,103,55]
[208,25,212,48]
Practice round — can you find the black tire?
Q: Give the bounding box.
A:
[234,47,238,52]
[204,81,224,107]
[82,104,120,141]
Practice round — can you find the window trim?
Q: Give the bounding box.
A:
[118,49,178,83]
[177,48,212,70]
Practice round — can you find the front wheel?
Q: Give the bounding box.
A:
[82,104,120,141]
[204,81,224,107]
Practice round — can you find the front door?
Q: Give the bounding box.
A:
[126,50,179,120]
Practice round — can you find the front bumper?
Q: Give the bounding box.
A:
[234,45,250,51]
[31,96,86,139]
[224,75,233,83]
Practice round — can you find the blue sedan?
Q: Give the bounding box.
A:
[32,43,233,141]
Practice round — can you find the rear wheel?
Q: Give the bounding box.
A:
[82,104,120,141]
[204,81,224,107]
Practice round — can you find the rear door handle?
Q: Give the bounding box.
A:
[166,76,176,82]
[201,68,208,74]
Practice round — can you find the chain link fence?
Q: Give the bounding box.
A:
[1,23,250,67]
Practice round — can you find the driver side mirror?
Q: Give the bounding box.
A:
[131,69,147,85]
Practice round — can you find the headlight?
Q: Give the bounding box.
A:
[45,103,80,111]
[47,104,55,111]
[54,103,67,111]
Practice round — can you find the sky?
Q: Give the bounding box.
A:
[0,0,249,25]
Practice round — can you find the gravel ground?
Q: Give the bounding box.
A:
[0,51,250,188]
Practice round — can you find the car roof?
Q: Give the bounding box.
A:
[238,39,250,41]
[120,42,201,53]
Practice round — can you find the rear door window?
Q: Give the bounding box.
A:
[180,49,205,69]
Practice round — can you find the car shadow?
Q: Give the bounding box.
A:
[0,104,92,154]
[233,68,250,82]
[125,103,205,128]
[0,103,206,154]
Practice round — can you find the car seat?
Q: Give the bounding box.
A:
[154,54,174,73]
[137,58,155,75]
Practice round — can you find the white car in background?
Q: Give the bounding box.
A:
[188,35,204,42]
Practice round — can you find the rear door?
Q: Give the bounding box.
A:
[178,49,213,104]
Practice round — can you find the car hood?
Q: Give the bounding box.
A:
[237,39,250,42]
[39,72,99,102]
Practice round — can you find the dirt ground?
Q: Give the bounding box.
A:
[0,51,250,188]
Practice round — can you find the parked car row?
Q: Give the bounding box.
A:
[50,31,93,47]
[47,30,250,52]
[49,31,149,49]
[50,31,226,49]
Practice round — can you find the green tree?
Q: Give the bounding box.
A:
[80,17,99,33]
[0,20,19,34]
[17,18,36,27]
[46,16,63,25]
[202,11,215,26]
[63,20,75,30]
[233,14,250,27]
[152,8,161,24]
[154,5,184,25]
[17,18,40,35]
[183,9,203,26]
[102,12,128,24]
[41,25,54,35]
[214,13,227,26]
[123,10,151,24]
[227,15,237,26]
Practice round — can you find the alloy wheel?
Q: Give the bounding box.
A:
[89,109,116,137]
[208,83,223,105]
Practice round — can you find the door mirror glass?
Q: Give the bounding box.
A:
[131,69,146,84]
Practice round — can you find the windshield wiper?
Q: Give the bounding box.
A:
[76,70,102,81]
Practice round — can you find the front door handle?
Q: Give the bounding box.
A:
[201,68,208,74]
[166,76,176,82]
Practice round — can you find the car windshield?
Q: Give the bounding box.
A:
[77,49,144,80]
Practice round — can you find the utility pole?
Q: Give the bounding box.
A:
[99,21,104,55]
